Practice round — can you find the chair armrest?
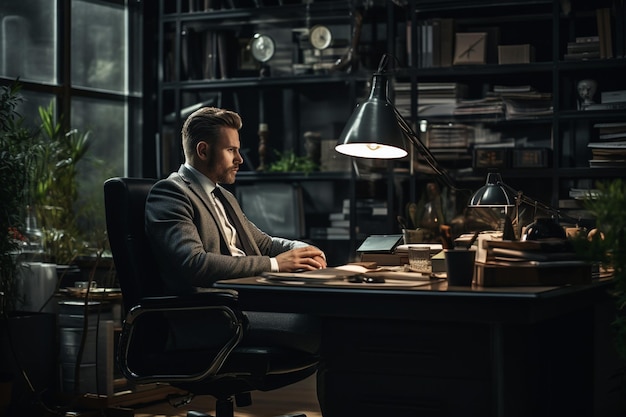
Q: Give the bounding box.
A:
[118,289,245,385]
[136,288,240,311]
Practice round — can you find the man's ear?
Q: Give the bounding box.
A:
[196,141,209,160]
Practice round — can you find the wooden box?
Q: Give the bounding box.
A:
[498,44,534,64]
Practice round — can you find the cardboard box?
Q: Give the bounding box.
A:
[498,44,534,64]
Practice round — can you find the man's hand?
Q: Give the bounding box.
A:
[276,246,327,272]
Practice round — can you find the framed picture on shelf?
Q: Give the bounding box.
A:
[453,32,487,65]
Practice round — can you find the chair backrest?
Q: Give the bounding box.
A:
[104,177,161,312]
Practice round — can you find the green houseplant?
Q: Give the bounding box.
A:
[580,179,626,362]
[0,82,33,315]
[0,82,59,416]
[30,101,93,265]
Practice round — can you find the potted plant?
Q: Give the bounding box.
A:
[579,179,626,359]
[0,82,59,416]
[0,82,34,315]
[572,179,626,412]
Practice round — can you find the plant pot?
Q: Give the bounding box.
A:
[0,373,12,417]
[0,312,58,416]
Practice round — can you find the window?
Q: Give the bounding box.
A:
[0,0,143,249]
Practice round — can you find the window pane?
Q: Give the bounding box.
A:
[0,0,57,83]
[15,91,56,130]
[71,97,126,243]
[71,0,126,92]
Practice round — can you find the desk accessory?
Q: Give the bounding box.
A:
[444,248,476,286]
[335,53,468,195]
[468,172,580,240]
[356,234,403,254]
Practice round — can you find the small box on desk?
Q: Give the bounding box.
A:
[498,44,534,64]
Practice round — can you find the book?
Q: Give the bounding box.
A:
[567,41,600,54]
[475,261,592,286]
[601,90,626,103]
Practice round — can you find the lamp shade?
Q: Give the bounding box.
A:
[335,73,408,159]
[468,172,516,207]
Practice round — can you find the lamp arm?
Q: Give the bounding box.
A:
[392,106,460,192]
[499,182,580,225]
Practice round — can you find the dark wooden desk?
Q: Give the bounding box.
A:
[216,276,621,417]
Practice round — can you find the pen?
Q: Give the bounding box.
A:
[466,230,480,249]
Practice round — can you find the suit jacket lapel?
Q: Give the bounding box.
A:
[177,165,231,255]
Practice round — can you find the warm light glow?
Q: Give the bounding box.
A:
[335,143,408,159]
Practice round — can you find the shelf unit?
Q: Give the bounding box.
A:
[153,0,626,262]
[400,0,626,227]
[155,0,402,263]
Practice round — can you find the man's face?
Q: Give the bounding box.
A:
[205,127,243,185]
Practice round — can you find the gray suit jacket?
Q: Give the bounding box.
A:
[145,165,306,294]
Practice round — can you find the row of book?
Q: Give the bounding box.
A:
[406,18,455,68]
[557,5,625,60]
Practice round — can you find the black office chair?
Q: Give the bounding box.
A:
[104,177,319,417]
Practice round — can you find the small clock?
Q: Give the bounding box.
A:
[250,33,275,63]
[309,25,332,50]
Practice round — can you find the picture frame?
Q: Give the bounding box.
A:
[453,32,488,65]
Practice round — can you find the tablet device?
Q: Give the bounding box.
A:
[356,234,404,253]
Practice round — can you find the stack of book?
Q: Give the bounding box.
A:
[489,85,553,120]
[425,123,474,159]
[564,35,601,61]
[310,199,388,240]
[395,82,468,118]
[585,90,626,111]
[475,240,592,286]
[587,122,626,167]
[453,96,505,119]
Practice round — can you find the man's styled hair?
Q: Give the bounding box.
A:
[181,106,243,160]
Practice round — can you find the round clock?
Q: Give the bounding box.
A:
[309,25,332,50]
[250,33,275,63]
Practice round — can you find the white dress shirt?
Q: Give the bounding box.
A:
[184,163,279,271]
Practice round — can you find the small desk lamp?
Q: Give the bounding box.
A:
[335,54,459,192]
[468,171,579,240]
[467,172,518,239]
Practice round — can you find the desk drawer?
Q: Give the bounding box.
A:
[321,318,491,379]
[322,370,491,417]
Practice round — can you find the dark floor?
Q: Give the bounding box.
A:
[132,374,322,417]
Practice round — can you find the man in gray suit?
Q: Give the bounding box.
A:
[145,107,328,409]
[145,106,327,296]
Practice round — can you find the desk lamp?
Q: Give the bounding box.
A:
[335,54,459,192]
[468,171,579,240]
[467,172,517,240]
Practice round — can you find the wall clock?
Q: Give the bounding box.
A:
[309,25,333,50]
[453,32,487,65]
[250,33,275,63]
